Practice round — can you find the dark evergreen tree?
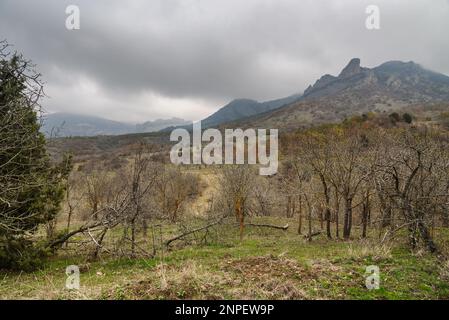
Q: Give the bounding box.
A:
[0,41,70,270]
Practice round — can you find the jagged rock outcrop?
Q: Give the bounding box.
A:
[338,58,363,79]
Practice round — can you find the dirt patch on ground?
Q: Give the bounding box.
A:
[221,255,351,299]
[106,256,348,300]
[223,255,310,281]
[221,255,312,299]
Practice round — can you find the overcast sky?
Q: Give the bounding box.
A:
[1,0,448,123]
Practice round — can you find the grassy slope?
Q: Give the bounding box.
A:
[1,217,448,300]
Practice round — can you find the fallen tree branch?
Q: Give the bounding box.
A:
[46,206,126,250]
[47,222,104,249]
[244,223,289,231]
[304,231,321,239]
[165,218,224,247]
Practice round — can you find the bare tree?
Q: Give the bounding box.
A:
[154,166,199,223]
[279,157,315,238]
[82,169,110,221]
[301,132,334,239]
[123,143,159,257]
[220,165,256,241]
[251,176,275,217]
[375,128,447,253]
[326,130,375,239]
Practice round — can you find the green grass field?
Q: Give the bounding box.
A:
[1,217,448,300]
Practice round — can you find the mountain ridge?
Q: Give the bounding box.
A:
[226,58,449,129]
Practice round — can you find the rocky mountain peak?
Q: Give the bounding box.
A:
[339,58,362,79]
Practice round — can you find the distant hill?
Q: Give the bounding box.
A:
[201,94,302,128]
[41,113,190,137]
[136,117,191,133]
[234,58,449,129]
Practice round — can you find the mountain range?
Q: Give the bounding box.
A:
[170,58,449,131]
[44,58,449,137]
[224,58,449,129]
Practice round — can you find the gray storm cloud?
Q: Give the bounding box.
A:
[1,0,448,122]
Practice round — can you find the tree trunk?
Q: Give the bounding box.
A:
[418,220,439,253]
[91,228,108,260]
[407,222,418,250]
[361,192,370,239]
[235,198,245,241]
[319,208,324,230]
[319,174,332,239]
[362,204,368,239]
[239,209,245,241]
[297,195,303,235]
[343,196,353,239]
[66,204,73,248]
[403,203,418,250]
[291,199,296,219]
[131,219,136,257]
[334,188,340,239]
[308,205,313,242]
[325,208,332,239]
